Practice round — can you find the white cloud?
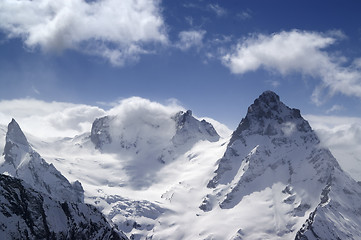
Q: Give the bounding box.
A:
[207,4,227,17]
[0,99,105,139]
[266,80,280,88]
[281,122,296,136]
[185,16,194,26]
[325,104,344,114]
[105,97,184,152]
[0,0,167,66]
[305,114,361,181]
[176,30,206,51]
[0,97,185,140]
[107,96,183,117]
[222,30,361,105]
[237,9,252,20]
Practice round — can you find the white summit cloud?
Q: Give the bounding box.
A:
[222,30,361,105]
[176,30,206,51]
[0,0,167,66]
[0,97,185,139]
[305,114,361,181]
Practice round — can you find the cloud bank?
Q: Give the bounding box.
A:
[0,99,105,139]
[0,0,167,66]
[222,30,361,105]
[0,97,185,140]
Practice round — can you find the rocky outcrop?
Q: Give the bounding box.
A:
[0,174,128,240]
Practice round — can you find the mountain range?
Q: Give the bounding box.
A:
[0,91,360,239]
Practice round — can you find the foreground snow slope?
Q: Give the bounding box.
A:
[1,91,360,239]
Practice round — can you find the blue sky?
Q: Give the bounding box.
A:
[1,0,361,128]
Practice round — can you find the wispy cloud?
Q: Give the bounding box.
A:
[325,104,344,114]
[32,86,40,95]
[222,30,361,105]
[207,4,227,17]
[237,9,252,20]
[0,0,167,66]
[266,80,281,88]
[176,30,206,51]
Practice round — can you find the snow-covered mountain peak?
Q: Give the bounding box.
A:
[88,108,221,189]
[230,91,314,146]
[246,90,304,126]
[5,118,30,149]
[3,118,31,167]
[1,119,84,203]
[172,110,220,146]
[91,110,220,153]
[209,91,321,189]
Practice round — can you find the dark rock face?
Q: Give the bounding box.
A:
[0,174,128,240]
[172,110,220,146]
[91,116,112,150]
[230,91,313,145]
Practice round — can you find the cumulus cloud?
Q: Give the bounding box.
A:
[0,99,105,139]
[105,97,184,152]
[305,115,361,181]
[0,0,167,66]
[176,30,206,51]
[222,30,361,105]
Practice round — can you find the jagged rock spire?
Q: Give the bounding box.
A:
[3,119,31,167]
[6,118,29,147]
[1,119,84,203]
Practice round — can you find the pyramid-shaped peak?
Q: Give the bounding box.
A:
[229,91,313,144]
[246,91,301,120]
[257,90,280,103]
[6,118,29,147]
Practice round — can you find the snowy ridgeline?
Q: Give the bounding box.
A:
[0,91,361,240]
